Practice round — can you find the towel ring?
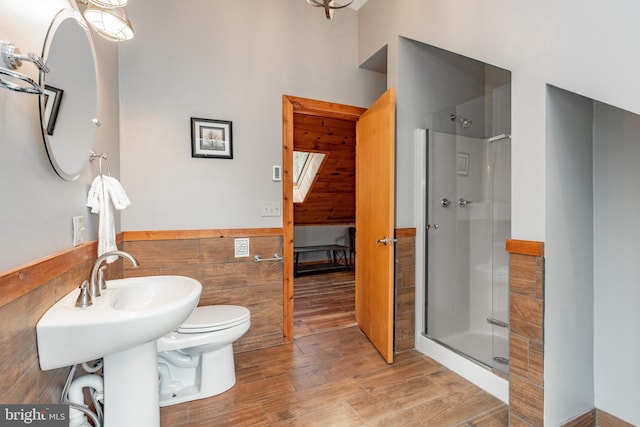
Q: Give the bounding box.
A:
[89,151,111,176]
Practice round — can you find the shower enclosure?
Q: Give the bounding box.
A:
[422,86,511,376]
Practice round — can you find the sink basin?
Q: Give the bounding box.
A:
[36,275,202,371]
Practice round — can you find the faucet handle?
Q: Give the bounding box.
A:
[98,266,108,291]
[75,280,93,308]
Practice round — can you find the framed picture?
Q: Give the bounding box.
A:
[456,152,469,176]
[43,85,64,136]
[191,117,233,159]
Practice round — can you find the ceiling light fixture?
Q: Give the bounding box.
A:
[73,0,134,42]
[88,0,127,7]
[306,0,355,20]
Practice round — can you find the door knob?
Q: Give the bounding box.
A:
[440,198,451,208]
[427,224,439,231]
[376,237,397,245]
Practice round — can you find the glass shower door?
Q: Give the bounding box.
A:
[426,130,498,369]
[489,134,511,374]
[426,131,461,343]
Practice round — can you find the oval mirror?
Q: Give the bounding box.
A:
[40,9,98,181]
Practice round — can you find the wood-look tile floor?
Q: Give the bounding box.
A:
[293,271,357,338]
[161,327,508,426]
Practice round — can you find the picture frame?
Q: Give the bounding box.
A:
[191,117,233,159]
[456,152,470,176]
[43,85,64,136]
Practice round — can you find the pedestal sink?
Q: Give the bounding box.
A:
[36,275,202,427]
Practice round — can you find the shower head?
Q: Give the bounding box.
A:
[450,113,472,129]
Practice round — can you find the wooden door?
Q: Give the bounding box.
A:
[355,88,396,363]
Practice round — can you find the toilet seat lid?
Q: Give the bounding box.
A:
[178,305,250,333]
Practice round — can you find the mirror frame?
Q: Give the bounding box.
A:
[39,9,99,181]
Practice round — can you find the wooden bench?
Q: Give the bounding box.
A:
[293,244,350,277]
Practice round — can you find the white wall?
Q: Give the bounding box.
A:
[358,0,640,241]
[118,0,386,231]
[0,0,121,272]
[0,0,385,271]
[545,86,595,424]
[543,86,640,427]
[593,102,640,426]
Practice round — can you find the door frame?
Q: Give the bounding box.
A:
[282,95,366,343]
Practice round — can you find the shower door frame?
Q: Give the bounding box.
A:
[413,128,508,403]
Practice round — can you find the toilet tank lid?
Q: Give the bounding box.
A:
[180,305,250,330]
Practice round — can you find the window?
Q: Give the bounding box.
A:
[293,151,326,203]
[293,151,310,184]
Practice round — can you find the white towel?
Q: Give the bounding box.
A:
[87,175,131,263]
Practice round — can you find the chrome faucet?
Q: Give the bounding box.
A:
[89,250,140,298]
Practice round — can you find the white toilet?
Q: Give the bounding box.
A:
[156,305,251,407]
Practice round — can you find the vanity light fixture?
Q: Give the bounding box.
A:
[0,42,49,94]
[83,6,134,41]
[306,0,355,20]
[74,0,134,42]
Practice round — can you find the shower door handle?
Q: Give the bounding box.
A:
[458,198,472,207]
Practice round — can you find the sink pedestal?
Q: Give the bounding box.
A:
[103,342,159,427]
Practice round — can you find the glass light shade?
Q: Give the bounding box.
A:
[87,0,127,8]
[84,6,134,42]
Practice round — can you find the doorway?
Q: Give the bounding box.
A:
[281,95,365,344]
[290,110,358,338]
[281,92,396,364]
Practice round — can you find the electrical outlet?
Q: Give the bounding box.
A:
[234,238,250,257]
[72,216,85,246]
[261,201,281,217]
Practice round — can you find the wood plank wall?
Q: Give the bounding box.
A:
[122,229,284,353]
[293,114,356,225]
[0,239,123,405]
[507,239,545,425]
[562,409,635,427]
[0,229,282,406]
[395,228,416,352]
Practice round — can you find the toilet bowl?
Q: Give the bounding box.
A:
[156,305,250,406]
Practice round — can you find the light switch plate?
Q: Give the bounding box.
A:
[261,201,281,217]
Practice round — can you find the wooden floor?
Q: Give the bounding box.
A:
[294,270,357,338]
[160,272,509,426]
